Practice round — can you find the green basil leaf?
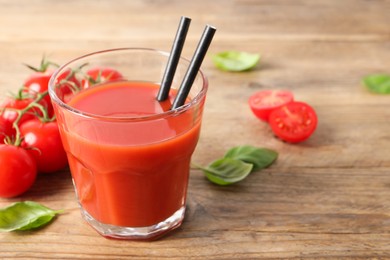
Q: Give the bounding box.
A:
[0,201,61,232]
[201,158,253,185]
[212,51,260,72]
[362,74,390,94]
[224,145,278,171]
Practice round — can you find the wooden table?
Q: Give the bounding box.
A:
[1,0,390,258]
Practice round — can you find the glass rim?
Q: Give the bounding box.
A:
[48,47,208,122]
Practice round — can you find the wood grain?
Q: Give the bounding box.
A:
[1,0,390,259]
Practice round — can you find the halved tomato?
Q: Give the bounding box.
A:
[249,90,294,121]
[268,101,318,143]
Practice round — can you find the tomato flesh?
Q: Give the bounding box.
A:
[269,101,317,143]
[249,90,294,121]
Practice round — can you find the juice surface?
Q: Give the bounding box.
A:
[69,81,172,117]
[57,81,202,227]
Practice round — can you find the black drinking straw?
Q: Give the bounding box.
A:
[171,25,216,110]
[156,16,192,101]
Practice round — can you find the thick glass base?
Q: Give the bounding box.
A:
[79,206,186,240]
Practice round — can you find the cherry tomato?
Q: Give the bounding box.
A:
[1,97,37,128]
[82,67,123,88]
[24,69,78,115]
[0,144,37,198]
[0,116,15,144]
[57,68,81,91]
[23,69,54,116]
[249,90,294,121]
[24,69,53,95]
[53,68,82,103]
[20,120,68,174]
[269,101,318,143]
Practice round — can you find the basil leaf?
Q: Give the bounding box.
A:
[363,74,390,94]
[200,158,253,185]
[224,145,278,171]
[0,201,61,232]
[212,51,260,72]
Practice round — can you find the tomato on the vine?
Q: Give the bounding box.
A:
[249,90,294,121]
[23,69,55,117]
[1,97,39,128]
[0,116,15,144]
[57,68,81,90]
[53,68,82,103]
[82,67,123,88]
[20,120,68,174]
[268,101,318,143]
[24,70,53,94]
[0,144,37,198]
[24,60,81,106]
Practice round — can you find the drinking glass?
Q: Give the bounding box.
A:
[48,48,208,240]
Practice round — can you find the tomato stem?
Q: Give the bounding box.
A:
[24,56,59,73]
[10,90,53,146]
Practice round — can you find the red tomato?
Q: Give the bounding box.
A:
[56,68,81,90]
[53,68,82,103]
[24,68,80,114]
[0,116,15,144]
[269,101,318,143]
[24,69,53,95]
[0,144,37,198]
[1,97,37,128]
[82,67,123,88]
[23,70,54,116]
[249,90,294,121]
[20,120,68,174]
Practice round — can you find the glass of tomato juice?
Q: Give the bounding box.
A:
[48,48,208,240]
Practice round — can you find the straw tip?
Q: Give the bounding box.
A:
[181,16,192,21]
[206,24,217,31]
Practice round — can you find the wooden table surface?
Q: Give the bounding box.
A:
[1,0,390,259]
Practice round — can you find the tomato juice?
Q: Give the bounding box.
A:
[54,81,203,228]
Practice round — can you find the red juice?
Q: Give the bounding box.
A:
[55,81,203,227]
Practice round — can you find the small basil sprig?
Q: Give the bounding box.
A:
[224,146,277,171]
[362,74,390,94]
[194,145,277,186]
[197,158,253,186]
[0,201,62,232]
[212,51,260,72]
